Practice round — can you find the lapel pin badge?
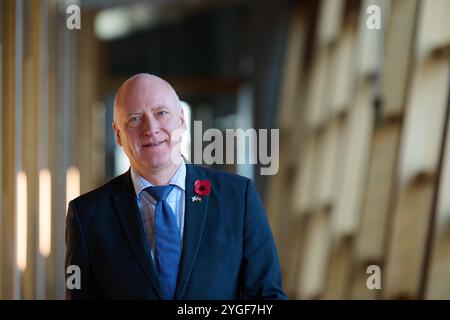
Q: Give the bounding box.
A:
[192,179,211,203]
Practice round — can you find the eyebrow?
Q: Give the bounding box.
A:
[154,105,170,111]
[126,112,143,118]
[124,105,172,120]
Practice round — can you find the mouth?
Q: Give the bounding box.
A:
[142,141,165,148]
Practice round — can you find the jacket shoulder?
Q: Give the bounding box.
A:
[70,171,128,208]
[188,164,249,185]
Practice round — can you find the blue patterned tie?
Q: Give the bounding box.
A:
[145,185,181,299]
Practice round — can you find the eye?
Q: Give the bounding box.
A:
[157,110,169,117]
[127,115,143,127]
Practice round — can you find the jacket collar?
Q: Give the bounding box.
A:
[112,170,164,299]
[174,164,209,299]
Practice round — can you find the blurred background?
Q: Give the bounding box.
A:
[1,0,450,300]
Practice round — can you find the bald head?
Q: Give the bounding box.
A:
[113,73,181,123]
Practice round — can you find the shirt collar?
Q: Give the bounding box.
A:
[130,157,186,199]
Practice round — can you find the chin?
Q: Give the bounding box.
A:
[146,156,177,171]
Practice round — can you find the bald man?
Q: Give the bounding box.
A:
[65,74,287,300]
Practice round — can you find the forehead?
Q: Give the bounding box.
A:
[117,78,178,115]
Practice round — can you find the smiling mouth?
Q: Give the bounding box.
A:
[142,141,165,148]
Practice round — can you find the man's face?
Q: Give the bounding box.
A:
[113,76,186,175]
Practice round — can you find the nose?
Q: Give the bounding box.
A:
[143,115,159,136]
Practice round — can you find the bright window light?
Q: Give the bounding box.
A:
[16,171,27,272]
[39,169,51,257]
[181,101,192,161]
[66,166,80,213]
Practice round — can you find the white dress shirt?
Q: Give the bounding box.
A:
[130,159,186,261]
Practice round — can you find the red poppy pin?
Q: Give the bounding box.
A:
[192,179,211,202]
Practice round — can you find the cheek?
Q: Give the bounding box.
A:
[122,134,140,152]
[167,123,185,142]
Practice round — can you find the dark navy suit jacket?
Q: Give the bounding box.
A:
[65,164,287,299]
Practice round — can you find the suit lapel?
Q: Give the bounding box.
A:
[112,171,164,299]
[175,164,209,299]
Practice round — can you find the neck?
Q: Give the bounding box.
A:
[135,158,182,186]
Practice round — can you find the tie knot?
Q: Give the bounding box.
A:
[145,185,175,202]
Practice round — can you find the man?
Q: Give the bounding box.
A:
[65,73,286,299]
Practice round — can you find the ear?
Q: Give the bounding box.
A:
[179,108,187,130]
[112,122,122,146]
